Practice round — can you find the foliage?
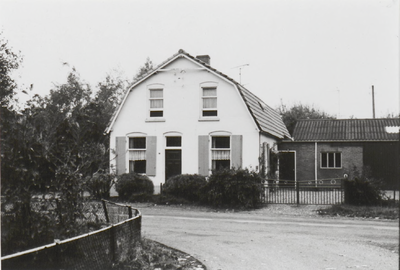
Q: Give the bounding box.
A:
[317,204,399,219]
[85,171,115,199]
[201,168,263,209]
[115,173,154,200]
[112,238,205,270]
[0,44,145,255]
[163,174,207,202]
[1,201,56,255]
[343,166,386,206]
[0,32,22,107]
[344,177,385,206]
[132,57,154,82]
[277,102,335,135]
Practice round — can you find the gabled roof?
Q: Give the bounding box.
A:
[292,118,400,142]
[105,49,291,140]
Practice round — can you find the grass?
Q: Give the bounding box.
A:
[317,202,399,219]
[112,238,206,270]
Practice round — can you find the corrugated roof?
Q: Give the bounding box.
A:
[106,49,291,140]
[293,119,400,142]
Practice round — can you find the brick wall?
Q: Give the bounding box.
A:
[279,142,363,181]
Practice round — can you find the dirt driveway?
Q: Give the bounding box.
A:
[138,204,398,270]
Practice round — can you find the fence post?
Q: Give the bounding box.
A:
[56,199,63,225]
[296,180,300,206]
[102,200,110,223]
[128,206,132,218]
[110,225,116,263]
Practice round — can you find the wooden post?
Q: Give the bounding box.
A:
[128,206,132,218]
[296,179,300,206]
[110,225,116,262]
[102,200,110,223]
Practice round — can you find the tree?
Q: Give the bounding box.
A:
[277,102,335,136]
[0,33,22,107]
[132,57,154,82]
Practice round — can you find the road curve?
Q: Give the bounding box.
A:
[139,205,399,270]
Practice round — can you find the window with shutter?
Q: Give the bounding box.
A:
[211,136,230,170]
[128,137,147,174]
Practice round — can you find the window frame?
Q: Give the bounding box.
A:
[211,136,231,170]
[320,152,342,169]
[202,87,217,117]
[166,136,182,148]
[128,137,147,174]
[149,88,164,118]
[199,82,219,121]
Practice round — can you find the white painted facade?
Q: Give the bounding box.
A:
[107,51,289,193]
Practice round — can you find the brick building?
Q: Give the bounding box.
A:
[278,118,400,189]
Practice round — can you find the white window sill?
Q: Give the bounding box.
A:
[198,117,220,122]
[146,118,166,122]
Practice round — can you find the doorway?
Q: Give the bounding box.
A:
[165,150,181,181]
[278,151,296,187]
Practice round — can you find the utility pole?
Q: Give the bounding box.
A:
[372,85,376,119]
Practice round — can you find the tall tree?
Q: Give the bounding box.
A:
[132,57,154,82]
[277,103,336,136]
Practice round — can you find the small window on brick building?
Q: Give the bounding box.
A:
[321,152,341,168]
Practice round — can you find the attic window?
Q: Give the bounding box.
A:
[202,87,217,117]
[149,89,163,117]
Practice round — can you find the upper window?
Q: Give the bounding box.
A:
[149,89,163,117]
[211,136,230,170]
[321,152,342,169]
[129,137,146,174]
[202,87,217,117]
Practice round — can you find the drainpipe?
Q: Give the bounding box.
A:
[315,142,318,188]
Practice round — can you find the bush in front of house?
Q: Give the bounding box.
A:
[344,176,385,206]
[85,171,114,199]
[201,168,263,209]
[115,173,154,201]
[163,174,207,203]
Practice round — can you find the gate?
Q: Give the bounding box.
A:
[262,178,344,205]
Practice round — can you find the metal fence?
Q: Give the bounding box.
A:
[1,200,141,270]
[262,178,345,205]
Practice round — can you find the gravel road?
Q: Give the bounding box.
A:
[137,204,398,270]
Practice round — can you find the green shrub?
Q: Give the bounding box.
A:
[163,174,207,202]
[344,177,385,206]
[115,173,154,200]
[85,171,114,199]
[201,168,263,209]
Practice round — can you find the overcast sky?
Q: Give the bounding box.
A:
[1,0,399,118]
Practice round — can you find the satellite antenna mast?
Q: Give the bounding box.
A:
[232,64,249,84]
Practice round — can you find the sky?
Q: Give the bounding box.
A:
[1,0,399,119]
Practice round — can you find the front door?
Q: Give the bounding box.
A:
[278,151,295,187]
[165,150,181,181]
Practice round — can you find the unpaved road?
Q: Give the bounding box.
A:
[138,204,398,270]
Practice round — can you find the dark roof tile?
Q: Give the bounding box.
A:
[293,119,400,142]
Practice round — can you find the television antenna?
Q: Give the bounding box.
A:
[232,64,249,84]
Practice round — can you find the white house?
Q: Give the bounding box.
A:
[105,49,291,193]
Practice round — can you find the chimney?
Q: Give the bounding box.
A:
[196,55,210,65]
